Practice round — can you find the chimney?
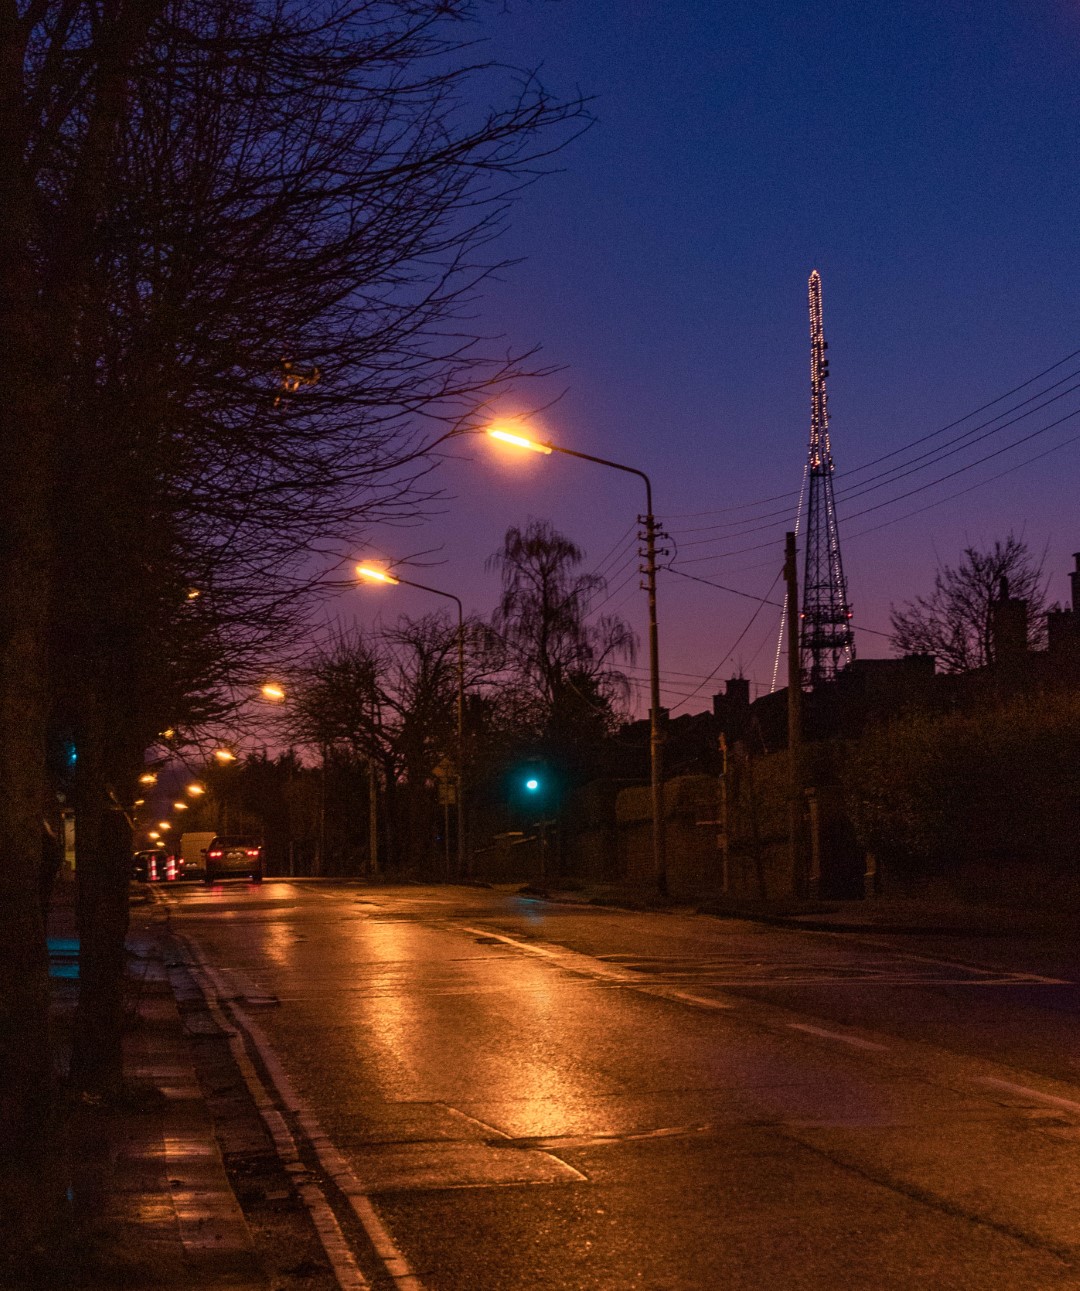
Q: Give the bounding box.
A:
[991,589,1028,667]
[725,676,750,708]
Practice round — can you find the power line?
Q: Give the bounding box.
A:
[662,342,1080,524]
[668,569,784,714]
[666,565,894,639]
[667,401,1080,571]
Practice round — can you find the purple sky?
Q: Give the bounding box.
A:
[338,0,1080,717]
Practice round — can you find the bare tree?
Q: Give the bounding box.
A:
[289,613,499,869]
[889,535,1048,673]
[1,0,585,1249]
[488,520,637,750]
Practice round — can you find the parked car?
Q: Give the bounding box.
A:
[203,835,264,884]
[132,848,176,882]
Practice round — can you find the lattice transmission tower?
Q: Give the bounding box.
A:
[800,269,854,687]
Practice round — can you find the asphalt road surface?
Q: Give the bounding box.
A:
[161,881,1080,1290]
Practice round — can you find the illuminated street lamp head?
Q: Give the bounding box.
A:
[158,821,171,831]
[138,771,158,786]
[213,748,237,764]
[148,831,160,840]
[186,782,205,797]
[173,801,189,811]
[186,587,201,600]
[261,682,286,703]
[487,424,553,455]
[356,564,400,585]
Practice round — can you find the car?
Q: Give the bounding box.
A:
[132,848,177,882]
[203,835,264,884]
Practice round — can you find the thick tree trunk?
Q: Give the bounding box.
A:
[69,710,132,1098]
[0,565,56,1242]
[0,361,57,1243]
[0,17,59,1232]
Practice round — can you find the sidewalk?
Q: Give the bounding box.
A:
[46,876,268,1290]
[519,879,1080,938]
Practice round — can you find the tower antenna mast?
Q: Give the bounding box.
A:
[801,269,854,686]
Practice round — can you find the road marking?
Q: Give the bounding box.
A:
[455,925,734,1009]
[184,941,424,1291]
[183,952,371,1290]
[975,1077,1080,1115]
[787,1022,890,1051]
[638,985,733,1009]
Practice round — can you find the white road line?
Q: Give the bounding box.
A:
[975,1076,1080,1115]
[786,1022,890,1051]
[186,941,425,1291]
[182,950,370,1291]
[639,986,733,1009]
[456,925,733,1009]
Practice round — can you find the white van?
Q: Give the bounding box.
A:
[179,831,216,879]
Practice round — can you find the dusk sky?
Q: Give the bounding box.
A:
[345,0,1080,716]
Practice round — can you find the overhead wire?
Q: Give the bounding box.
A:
[667,568,784,714]
[661,342,1080,524]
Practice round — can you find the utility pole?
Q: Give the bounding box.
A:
[785,532,807,896]
[642,506,667,895]
[484,427,667,895]
[367,759,379,875]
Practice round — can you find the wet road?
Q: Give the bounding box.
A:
[162,881,1080,1289]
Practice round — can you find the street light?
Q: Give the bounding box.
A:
[213,748,237,764]
[186,782,205,797]
[486,423,668,894]
[357,563,467,879]
[260,682,286,703]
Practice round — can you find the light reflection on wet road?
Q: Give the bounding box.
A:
[165,881,1080,1289]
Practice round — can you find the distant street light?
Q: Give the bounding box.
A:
[186,782,205,797]
[486,422,668,894]
[261,682,286,703]
[213,748,237,764]
[138,771,158,786]
[357,563,466,879]
[173,801,189,811]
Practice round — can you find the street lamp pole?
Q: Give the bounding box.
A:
[356,567,466,879]
[487,431,667,895]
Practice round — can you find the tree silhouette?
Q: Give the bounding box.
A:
[889,535,1048,673]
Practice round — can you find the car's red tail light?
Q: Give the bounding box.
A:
[208,850,222,859]
[246,849,259,858]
